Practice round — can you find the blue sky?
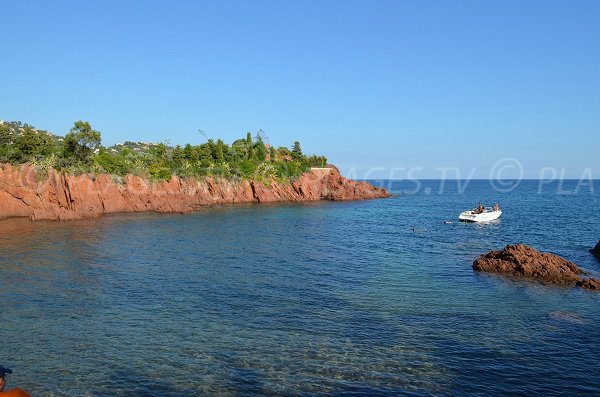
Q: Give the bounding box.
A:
[1,0,598,178]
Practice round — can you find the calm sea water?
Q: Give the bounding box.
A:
[1,180,599,396]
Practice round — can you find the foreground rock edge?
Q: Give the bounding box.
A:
[0,164,390,221]
[473,244,600,291]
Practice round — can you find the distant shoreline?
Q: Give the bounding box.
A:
[0,164,390,222]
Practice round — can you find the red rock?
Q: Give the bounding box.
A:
[473,244,583,285]
[590,241,600,259]
[0,191,31,219]
[474,244,600,291]
[577,278,600,290]
[0,163,390,221]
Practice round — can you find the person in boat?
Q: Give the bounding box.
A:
[493,203,500,211]
[0,366,12,392]
[0,366,31,397]
[477,203,485,214]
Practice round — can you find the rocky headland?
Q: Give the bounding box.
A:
[473,244,600,290]
[0,164,390,221]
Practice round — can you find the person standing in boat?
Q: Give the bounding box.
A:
[477,203,485,213]
[0,366,31,397]
[0,366,11,392]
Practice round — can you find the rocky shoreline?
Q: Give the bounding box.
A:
[473,244,600,290]
[0,164,390,221]
[590,241,600,259]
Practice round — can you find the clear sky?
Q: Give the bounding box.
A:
[1,0,598,178]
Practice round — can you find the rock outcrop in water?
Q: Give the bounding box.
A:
[473,244,600,290]
[577,278,600,290]
[0,164,390,221]
[591,241,600,259]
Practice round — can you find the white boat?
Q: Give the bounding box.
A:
[459,206,502,222]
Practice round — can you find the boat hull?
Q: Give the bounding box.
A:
[459,210,502,222]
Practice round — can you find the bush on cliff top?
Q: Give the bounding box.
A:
[0,120,328,182]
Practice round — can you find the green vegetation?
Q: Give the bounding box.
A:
[0,120,327,181]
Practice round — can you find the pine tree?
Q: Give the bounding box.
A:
[255,136,267,161]
[207,139,217,160]
[216,139,225,163]
[246,132,254,159]
[291,141,303,161]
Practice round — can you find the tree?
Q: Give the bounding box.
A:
[246,132,254,159]
[291,141,303,161]
[306,155,327,167]
[215,139,226,163]
[152,142,168,160]
[254,136,267,161]
[183,143,198,162]
[64,121,101,163]
[277,146,291,156]
[232,139,248,159]
[94,147,126,175]
[0,123,11,146]
[13,127,56,163]
[172,145,185,166]
[197,143,212,161]
[207,139,217,160]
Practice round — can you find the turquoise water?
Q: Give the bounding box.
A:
[1,180,599,396]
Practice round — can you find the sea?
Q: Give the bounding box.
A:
[1,179,599,396]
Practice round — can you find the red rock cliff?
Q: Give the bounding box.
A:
[0,164,390,221]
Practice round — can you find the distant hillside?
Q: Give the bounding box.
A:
[107,141,162,154]
[0,120,62,144]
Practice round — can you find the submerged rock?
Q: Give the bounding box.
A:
[548,311,585,324]
[590,241,600,259]
[473,244,600,291]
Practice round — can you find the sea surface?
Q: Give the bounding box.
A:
[1,180,599,396]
